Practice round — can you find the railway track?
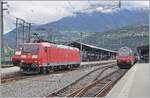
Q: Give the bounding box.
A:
[1,70,69,83]
[1,62,115,83]
[71,69,126,97]
[47,63,118,97]
[1,74,39,83]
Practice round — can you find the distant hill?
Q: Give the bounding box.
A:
[82,24,149,51]
[4,8,149,49]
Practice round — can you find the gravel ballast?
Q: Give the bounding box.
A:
[1,65,105,97]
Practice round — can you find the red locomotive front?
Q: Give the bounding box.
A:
[12,48,22,66]
[116,47,136,69]
[12,42,80,74]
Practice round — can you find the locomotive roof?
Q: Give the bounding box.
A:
[118,47,132,51]
[24,42,79,51]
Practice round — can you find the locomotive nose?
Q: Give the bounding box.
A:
[117,57,130,62]
[21,53,38,64]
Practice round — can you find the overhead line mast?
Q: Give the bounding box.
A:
[0,1,8,62]
[15,18,33,47]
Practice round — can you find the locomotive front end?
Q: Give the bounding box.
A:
[12,48,22,66]
[20,44,41,74]
[116,47,136,69]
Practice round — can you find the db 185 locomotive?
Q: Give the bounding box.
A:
[12,47,22,66]
[12,42,80,74]
[116,47,136,69]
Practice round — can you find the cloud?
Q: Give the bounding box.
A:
[121,1,149,10]
[6,1,73,23]
[4,1,74,33]
[4,1,149,33]
[84,1,149,13]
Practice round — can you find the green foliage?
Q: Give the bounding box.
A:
[5,50,13,57]
[82,24,149,51]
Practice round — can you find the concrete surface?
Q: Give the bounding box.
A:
[1,66,20,74]
[106,63,150,97]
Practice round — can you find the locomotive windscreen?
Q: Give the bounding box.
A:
[118,47,133,57]
[22,45,39,52]
[118,51,132,57]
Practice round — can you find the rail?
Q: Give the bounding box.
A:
[47,63,116,97]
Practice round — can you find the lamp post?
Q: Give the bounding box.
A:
[0,1,8,62]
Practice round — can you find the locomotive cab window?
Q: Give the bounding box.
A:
[15,50,22,55]
[22,45,39,52]
[118,51,131,57]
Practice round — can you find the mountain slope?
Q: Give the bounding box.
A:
[82,24,149,51]
[4,9,149,49]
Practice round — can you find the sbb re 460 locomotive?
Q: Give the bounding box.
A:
[12,42,81,74]
[116,47,136,69]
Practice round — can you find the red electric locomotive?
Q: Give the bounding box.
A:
[12,48,22,66]
[116,47,136,69]
[12,42,80,74]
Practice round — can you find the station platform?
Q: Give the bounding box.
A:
[106,63,150,97]
[1,66,20,78]
[1,60,115,78]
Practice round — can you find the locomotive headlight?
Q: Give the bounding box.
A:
[15,51,21,55]
[21,60,24,62]
[21,55,26,58]
[32,55,38,59]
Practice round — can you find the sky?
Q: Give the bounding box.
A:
[4,0,149,34]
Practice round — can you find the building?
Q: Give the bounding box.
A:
[137,45,149,63]
[69,42,117,61]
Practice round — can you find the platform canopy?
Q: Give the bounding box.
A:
[69,42,117,61]
[69,42,117,53]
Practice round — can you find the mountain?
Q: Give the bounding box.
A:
[37,9,148,32]
[82,24,149,51]
[4,8,149,48]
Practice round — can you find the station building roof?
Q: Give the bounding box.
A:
[137,44,149,50]
[136,44,149,55]
[69,42,117,53]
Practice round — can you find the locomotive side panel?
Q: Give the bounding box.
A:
[49,47,67,64]
[48,46,80,66]
[70,50,80,63]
